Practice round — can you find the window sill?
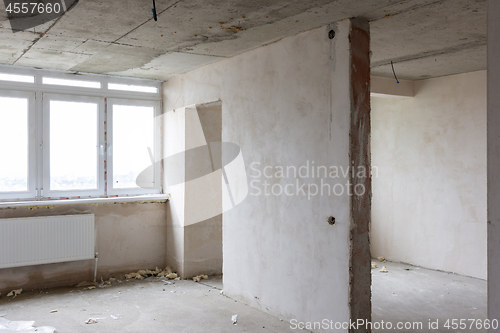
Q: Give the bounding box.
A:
[0,194,170,209]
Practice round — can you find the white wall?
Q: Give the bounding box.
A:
[488,0,500,327]
[163,21,357,328]
[371,70,487,279]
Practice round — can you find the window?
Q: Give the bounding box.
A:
[0,66,162,202]
[0,73,35,83]
[0,91,36,200]
[108,83,158,94]
[43,77,101,89]
[107,100,159,194]
[43,95,105,198]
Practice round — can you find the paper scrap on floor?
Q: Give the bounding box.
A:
[0,318,55,332]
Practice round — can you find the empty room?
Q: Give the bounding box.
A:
[1,1,500,333]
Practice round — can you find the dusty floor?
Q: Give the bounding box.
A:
[0,275,294,333]
[372,261,487,333]
[0,262,488,333]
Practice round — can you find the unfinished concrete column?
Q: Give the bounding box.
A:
[488,0,500,330]
[348,18,372,333]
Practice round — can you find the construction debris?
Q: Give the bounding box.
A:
[0,318,55,332]
[49,310,57,313]
[380,266,388,273]
[231,314,238,325]
[7,289,22,297]
[192,274,209,282]
[377,256,386,262]
[85,319,97,325]
[371,261,378,269]
[76,267,179,290]
[125,267,177,280]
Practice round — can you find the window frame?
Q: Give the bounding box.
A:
[42,93,106,199]
[106,98,162,196]
[0,65,163,202]
[0,90,37,200]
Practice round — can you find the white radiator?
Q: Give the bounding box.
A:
[0,214,95,269]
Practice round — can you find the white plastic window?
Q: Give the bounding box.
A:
[43,94,105,198]
[107,99,160,195]
[0,91,36,200]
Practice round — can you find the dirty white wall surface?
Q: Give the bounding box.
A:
[488,0,500,327]
[0,201,167,294]
[371,70,487,280]
[164,21,354,329]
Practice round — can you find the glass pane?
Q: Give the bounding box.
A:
[50,101,98,191]
[0,97,28,192]
[0,73,34,83]
[108,83,158,94]
[43,77,101,89]
[113,105,154,188]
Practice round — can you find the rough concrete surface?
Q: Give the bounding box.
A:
[0,0,487,80]
[372,261,487,333]
[348,18,372,333]
[0,276,295,333]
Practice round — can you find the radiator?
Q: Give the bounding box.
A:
[0,214,95,269]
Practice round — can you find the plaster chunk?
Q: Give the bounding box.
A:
[6,289,22,297]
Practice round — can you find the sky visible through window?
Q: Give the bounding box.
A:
[0,98,155,194]
[0,97,28,192]
[50,100,98,191]
[113,105,154,189]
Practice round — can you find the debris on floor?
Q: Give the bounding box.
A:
[7,289,22,297]
[193,274,209,282]
[85,318,98,325]
[49,309,57,313]
[377,256,386,262]
[380,266,388,273]
[76,267,180,290]
[231,314,238,325]
[110,315,120,320]
[0,318,55,332]
[124,267,178,280]
[371,261,378,269]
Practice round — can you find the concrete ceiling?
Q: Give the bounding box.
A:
[0,0,486,81]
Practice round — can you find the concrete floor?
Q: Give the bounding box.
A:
[0,262,487,333]
[0,275,294,333]
[372,261,487,333]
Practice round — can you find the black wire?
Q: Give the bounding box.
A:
[391,61,399,84]
[152,0,157,21]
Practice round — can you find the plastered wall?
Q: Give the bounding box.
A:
[371,70,487,280]
[163,21,362,329]
[488,0,500,327]
[0,201,167,294]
